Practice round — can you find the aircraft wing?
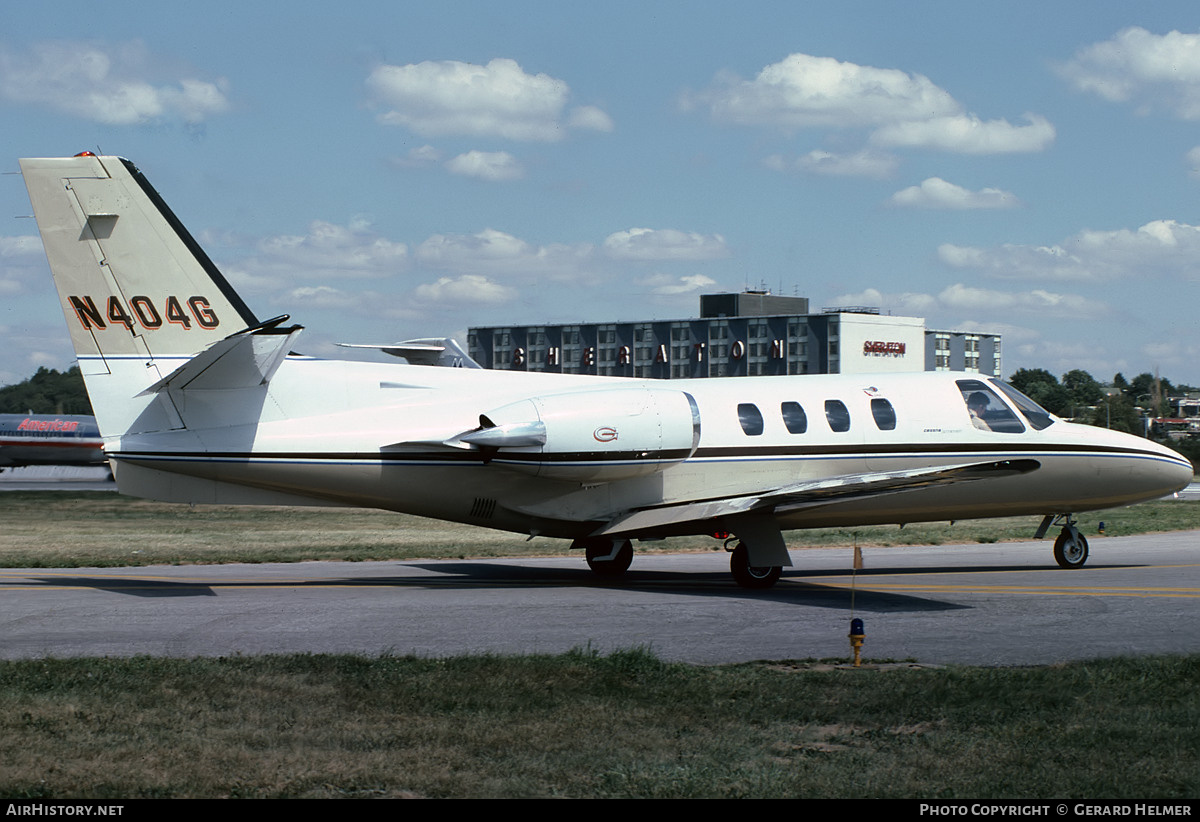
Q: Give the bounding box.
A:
[590,458,1040,537]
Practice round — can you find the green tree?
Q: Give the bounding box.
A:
[1129,373,1173,416]
[1008,368,1072,416]
[1061,369,1103,410]
[1083,393,1142,434]
[0,366,93,415]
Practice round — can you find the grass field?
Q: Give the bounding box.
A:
[2,650,1197,799]
[0,491,1197,568]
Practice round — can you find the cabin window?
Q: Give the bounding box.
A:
[737,403,764,436]
[991,380,1055,430]
[824,399,850,433]
[781,401,807,434]
[956,380,1025,433]
[870,398,896,431]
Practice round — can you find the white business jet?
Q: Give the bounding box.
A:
[19,154,1193,587]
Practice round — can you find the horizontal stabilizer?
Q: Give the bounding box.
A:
[139,315,302,394]
[593,459,1040,537]
[337,337,481,368]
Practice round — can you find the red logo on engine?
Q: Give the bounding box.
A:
[593,426,618,443]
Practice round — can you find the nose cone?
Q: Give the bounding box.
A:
[1153,439,1195,497]
[1073,424,1194,507]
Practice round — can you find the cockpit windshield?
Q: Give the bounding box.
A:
[956,380,1025,433]
[990,379,1056,430]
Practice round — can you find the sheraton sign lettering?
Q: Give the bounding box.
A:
[863,340,906,356]
[509,337,909,366]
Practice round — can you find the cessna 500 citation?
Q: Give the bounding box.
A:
[19,154,1194,587]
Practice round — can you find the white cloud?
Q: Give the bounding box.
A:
[390,145,444,168]
[0,40,229,125]
[889,177,1020,209]
[871,113,1054,155]
[829,287,937,316]
[639,273,719,296]
[567,105,614,132]
[953,320,1040,344]
[764,149,898,178]
[413,275,515,305]
[226,221,408,290]
[937,283,1106,316]
[1187,146,1200,179]
[602,228,729,261]
[415,228,594,280]
[286,285,362,309]
[445,150,525,181]
[1060,27,1200,119]
[0,235,50,296]
[695,53,959,129]
[833,284,1104,319]
[940,219,1200,281]
[692,52,1052,154]
[366,58,610,141]
[0,236,43,258]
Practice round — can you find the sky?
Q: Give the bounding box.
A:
[3,1,1200,387]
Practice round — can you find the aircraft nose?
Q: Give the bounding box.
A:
[1152,440,1194,497]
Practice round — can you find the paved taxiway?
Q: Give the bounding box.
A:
[2,529,1198,665]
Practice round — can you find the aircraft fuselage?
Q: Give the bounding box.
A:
[100,359,1191,541]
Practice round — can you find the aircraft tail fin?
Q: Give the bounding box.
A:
[20,153,265,436]
[21,154,258,361]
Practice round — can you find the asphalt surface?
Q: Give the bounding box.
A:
[2,529,1198,665]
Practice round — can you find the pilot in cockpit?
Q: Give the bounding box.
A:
[967,391,993,431]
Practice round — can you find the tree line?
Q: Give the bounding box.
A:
[0,367,92,415]
[1008,368,1195,435]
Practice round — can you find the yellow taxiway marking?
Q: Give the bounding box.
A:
[786,565,1200,597]
[790,581,1200,598]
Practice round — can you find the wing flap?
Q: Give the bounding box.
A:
[592,458,1039,537]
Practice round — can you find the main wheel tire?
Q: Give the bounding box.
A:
[1053,527,1089,569]
[584,539,633,577]
[730,543,782,589]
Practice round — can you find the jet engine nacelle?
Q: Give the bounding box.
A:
[459,387,701,482]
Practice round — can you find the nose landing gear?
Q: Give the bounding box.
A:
[1053,525,1089,568]
[1036,514,1090,569]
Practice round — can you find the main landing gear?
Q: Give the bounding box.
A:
[1036,514,1090,569]
[574,537,634,577]
[574,518,790,589]
[727,540,783,589]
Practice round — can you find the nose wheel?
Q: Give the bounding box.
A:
[1036,515,1091,569]
[1052,525,1089,569]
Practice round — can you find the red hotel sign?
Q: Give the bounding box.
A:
[863,341,906,356]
